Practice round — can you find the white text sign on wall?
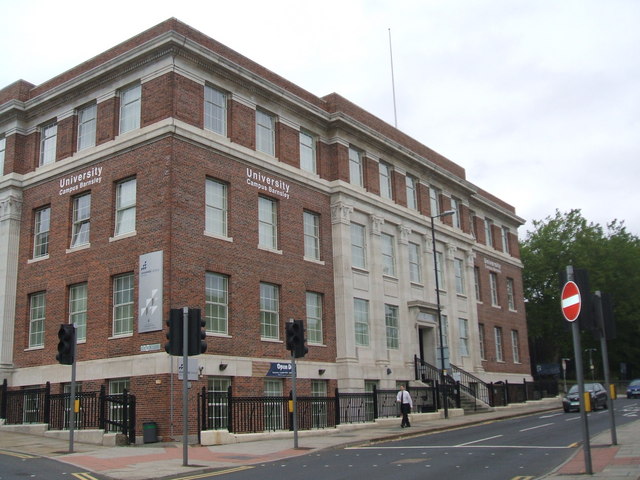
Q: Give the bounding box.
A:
[246,168,291,199]
[59,166,103,195]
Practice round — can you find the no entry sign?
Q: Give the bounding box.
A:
[561,281,582,322]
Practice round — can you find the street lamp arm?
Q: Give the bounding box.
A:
[431,209,456,220]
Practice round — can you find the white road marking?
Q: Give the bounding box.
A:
[519,422,554,432]
[348,444,572,450]
[457,434,503,446]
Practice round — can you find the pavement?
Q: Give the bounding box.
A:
[0,397,638,480]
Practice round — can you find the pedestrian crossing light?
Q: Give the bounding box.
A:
[165,308,184,356]
[56,324,76,365]
[285,319,308,358]
[188,308,207,356]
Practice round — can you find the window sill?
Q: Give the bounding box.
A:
[66,243,90,254]
[24,345,44,351]
[207,332,232,339]
[109,231,137,242]
[28,254,49,264]
[261,337,283,343]
[258,245,282,255]
[304,256,325,265]
[109,333,133,340]
[204,231,234,243]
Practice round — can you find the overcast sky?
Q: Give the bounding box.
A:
[2,0,638,237]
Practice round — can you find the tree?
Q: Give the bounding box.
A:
[521,209,640,379]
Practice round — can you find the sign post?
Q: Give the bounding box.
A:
[563,267,592,474]
[594,291,617,445]
[182,307,189,467]
[69,325,77,453]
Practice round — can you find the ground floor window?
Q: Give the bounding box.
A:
[22,388,41,424]
[311,380,328,428]
[208,376,231,429]
[108,378,130,432]
[264,379,284,431]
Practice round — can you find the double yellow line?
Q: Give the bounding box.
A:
[0,449,36,459]
[174,466,254,480]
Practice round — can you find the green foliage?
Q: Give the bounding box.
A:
[520,209,640,378]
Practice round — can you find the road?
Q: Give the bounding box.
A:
[204,398,638,480]
[0,399,637,480]
[0,448,108,480]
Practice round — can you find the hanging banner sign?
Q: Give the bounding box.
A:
[138,250,163,333]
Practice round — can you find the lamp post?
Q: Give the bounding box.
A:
[430,209,455,419]
[561,357,571,393]
[585,348,597,382]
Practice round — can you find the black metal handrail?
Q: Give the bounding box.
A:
[450,363,491,406]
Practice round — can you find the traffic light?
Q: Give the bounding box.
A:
[165,308,184,356]
[188,308,207,356]
[56,324,75,365]
[285,319,308,358]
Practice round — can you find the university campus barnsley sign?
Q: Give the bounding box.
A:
[246,168,291,199]
[59,166,103,195]
[484,258,502,272]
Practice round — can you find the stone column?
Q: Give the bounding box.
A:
[0,188,22,372]
[330,201,360,390]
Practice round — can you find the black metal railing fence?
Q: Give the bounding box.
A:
[199,384,438,435]
[0,382,135,443]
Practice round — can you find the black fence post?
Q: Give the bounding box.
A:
[334,388,341,426]
[505,380,510,405]
[0,379,6,420]
[122,389,129,439]
[200,386,207,432]
[44,382,51,426]
[488,382,494,407]
[523,378,528,402]
[455,381,461,408]
[98,385,106,431]
[227,386,234,433]
[129,394,136,444]
[372,385,379,420]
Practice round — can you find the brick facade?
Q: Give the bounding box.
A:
[0,18,530,441]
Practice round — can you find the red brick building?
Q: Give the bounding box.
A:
[0,18,530,441]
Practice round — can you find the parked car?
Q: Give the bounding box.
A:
[627,379,640,399]
[563,383,608,412]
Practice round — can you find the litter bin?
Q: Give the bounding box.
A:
[143,421,158,443]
